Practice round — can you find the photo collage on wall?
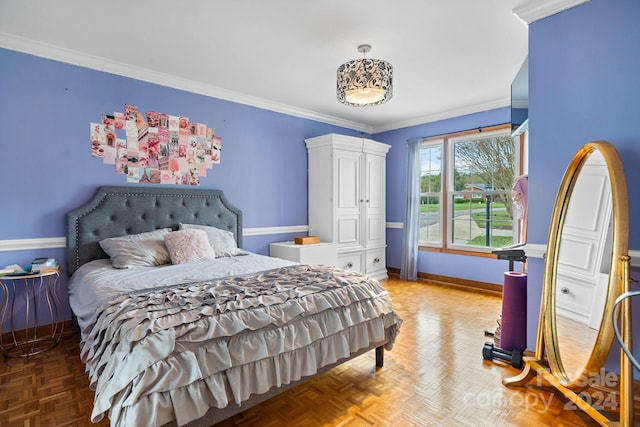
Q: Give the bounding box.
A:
[90,104,222,185]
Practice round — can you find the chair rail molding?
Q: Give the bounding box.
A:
[0,225,310,252]
[0,237,66,252]
[5,233,639,269]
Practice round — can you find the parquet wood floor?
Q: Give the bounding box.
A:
[0,277,622,426]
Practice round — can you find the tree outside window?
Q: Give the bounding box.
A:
[419,126,518,252]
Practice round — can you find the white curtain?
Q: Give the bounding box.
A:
[400,138,421,281]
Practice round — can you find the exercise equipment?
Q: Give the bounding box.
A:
[482,342,523,369]
[482,248,527,368]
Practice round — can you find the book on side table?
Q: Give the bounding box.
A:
[29,257,59,273]
[0,258,60,276]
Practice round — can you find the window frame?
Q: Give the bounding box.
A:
[417,124,522,255]
[418,138,444,248]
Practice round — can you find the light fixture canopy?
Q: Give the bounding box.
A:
[337,44,393,107]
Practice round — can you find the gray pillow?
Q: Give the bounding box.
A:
[99,228,172,268]
[179,223,247,257]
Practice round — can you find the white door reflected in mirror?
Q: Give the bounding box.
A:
[555,148,612,378]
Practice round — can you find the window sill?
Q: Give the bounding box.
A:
[418,245,497,259]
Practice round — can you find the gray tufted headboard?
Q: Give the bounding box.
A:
[66,186,243,276]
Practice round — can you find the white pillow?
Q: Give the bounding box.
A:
[164,229,216,264]
[99,228,172,269]
[179,223,247,257]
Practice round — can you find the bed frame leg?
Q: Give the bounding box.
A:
[71,314,80,334]
[375,346,384,367]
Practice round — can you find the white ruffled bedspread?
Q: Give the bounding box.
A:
[78,263,402,426]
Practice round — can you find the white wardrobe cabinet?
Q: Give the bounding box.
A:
[304,133,391,280]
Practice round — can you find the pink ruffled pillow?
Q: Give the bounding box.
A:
[164,229,216,265]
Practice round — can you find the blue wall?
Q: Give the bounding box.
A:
[0,49,367,240]
[0,48,364,330]
[0,48,514,333]
[376,0,640,374]
[526,0,640,373]
[375,107,515,285]
[2,0,639,372]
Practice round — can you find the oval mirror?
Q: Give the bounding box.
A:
[544,141,629,388]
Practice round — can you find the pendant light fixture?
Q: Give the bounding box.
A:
[337,44,393,106]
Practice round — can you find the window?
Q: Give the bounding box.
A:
[418,126,520,252]
[419,140,443,246]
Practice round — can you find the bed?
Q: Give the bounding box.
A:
[66,186,402,427]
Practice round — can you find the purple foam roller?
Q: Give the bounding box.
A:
[500,271,527,351]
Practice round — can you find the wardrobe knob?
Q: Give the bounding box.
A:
[346,262,353,268]
[560,287,570,294]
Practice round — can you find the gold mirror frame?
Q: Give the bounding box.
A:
[503,141,634,426]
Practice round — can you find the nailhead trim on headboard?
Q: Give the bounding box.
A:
[66,186,243,276]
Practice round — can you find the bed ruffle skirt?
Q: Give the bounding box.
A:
[78,265,402,426]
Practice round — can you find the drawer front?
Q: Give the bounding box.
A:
[337,252,363,273]
[555,274,595,323]
[270,242,337,266]
[365,248,386,274]
[298,244,337,266]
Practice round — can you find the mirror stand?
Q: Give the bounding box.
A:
[503,255,633,425]
[503,141,634,426]
[618,256,634,426]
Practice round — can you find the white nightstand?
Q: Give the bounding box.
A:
[269,241,337,266]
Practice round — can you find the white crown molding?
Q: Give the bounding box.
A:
[0,32,373,134]
[0,32,520,136]
[0,31,518,136]
[513,0,591,25]
[372,97,511,134]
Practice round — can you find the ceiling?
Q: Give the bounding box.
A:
[0,1,572,133]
